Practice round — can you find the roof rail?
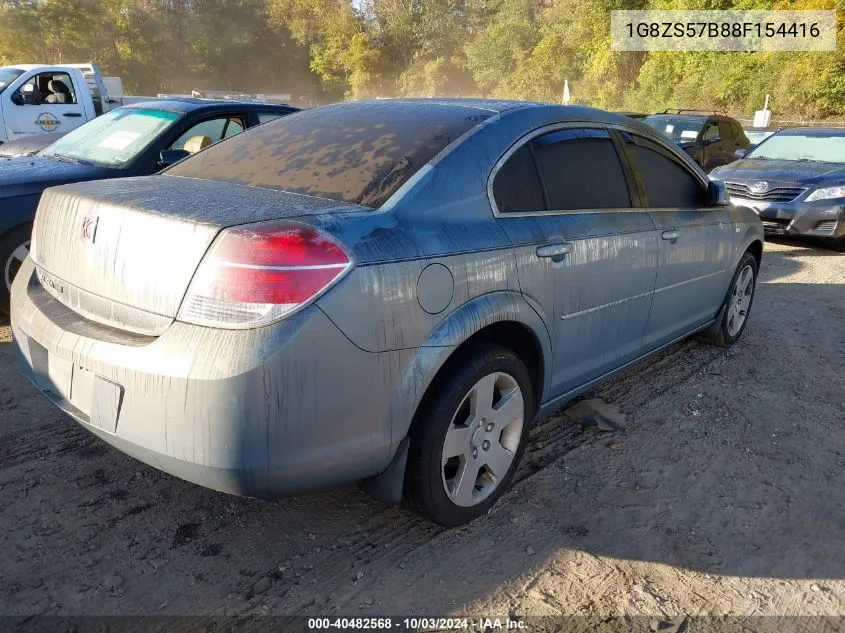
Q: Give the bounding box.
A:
[662,108,728,116]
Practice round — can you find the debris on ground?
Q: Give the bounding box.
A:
[650,615,688,633]
[565,398,627,432]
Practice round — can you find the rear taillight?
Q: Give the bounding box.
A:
[177,220,352,328]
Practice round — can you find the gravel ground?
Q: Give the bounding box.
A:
[0,238,843,622]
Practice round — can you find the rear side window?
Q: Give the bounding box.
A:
[532,128,631,210]
[167,102,491,208]
[493,145,545,212]
[622,133,707,208]
[703,123,721,141]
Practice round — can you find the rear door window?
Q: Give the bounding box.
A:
[621,132,707,208]
[531,128,631,210]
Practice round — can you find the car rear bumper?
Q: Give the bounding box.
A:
[11,257,396,498]
[732,197,845,239]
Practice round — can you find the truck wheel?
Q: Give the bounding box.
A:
[404,344,534,527]
[0,224,32,315]
[704,251,758,347]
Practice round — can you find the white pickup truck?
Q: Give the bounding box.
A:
[0,63,151,146]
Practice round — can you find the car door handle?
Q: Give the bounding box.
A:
[62,112,82,118]
[536,242,574,260]
[661,229,681,241]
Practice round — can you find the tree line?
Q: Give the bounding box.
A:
[0,0,842,118]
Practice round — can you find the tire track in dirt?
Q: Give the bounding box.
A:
[228,337,730,616]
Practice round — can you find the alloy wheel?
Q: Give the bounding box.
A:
[726,263,754,337]
[441,372,524,507]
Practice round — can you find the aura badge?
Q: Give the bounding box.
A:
[34,112,61,132]
[81,215,99,245]
[750,181,770,194]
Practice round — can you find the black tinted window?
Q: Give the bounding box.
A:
[531,128,631,210]
[167,102,490,208]
[730,121,742,139]
[623,133,707,207]
[493,144,544,212]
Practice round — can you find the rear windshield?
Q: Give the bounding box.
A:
[166,101,491,208]
[643,115,706,143]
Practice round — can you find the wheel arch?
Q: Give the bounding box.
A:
[392,291,552,447]
[362,291,551,505]
[745,237,763,267]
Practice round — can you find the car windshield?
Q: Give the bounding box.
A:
[745,130,775,144]
[746,133,845,163]
[0,67,24,93]
[41,107,181,167]
[165,101,491,208]
[642,116,705,143]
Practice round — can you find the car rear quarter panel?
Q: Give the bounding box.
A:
[313,105,578,353]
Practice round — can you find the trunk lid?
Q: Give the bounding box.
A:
[32,175,359,334]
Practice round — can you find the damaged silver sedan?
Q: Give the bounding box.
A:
[11,99,763,526]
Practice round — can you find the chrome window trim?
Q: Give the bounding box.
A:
[487,119,710,218]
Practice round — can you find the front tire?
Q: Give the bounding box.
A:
[0,224,32,315]
[404,344,534,527]
[706,251,758,347]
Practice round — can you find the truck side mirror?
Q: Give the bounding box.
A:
[707,180,730,206]
[10,91,24,106]
[158,149,191,168]
[734,148,747,158]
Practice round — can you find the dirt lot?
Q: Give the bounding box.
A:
[1,239,843,622]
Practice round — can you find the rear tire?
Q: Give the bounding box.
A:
[0,224,32,315]
[705,251,758,347]
[404,344,534,527]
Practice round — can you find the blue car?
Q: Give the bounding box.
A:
[0,98,298,312]
[11,100,763,526]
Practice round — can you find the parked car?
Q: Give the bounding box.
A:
[643,110,750,172]
[744,127,779,149]
[11,100,763,526]
[0,131,67,158]
[711,127,845,249]
[0,98,298,312]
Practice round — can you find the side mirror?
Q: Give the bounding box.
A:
[708,180,730,206]
[10,91,24,106]
[158,149,191,167]
[734,148,747,158]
